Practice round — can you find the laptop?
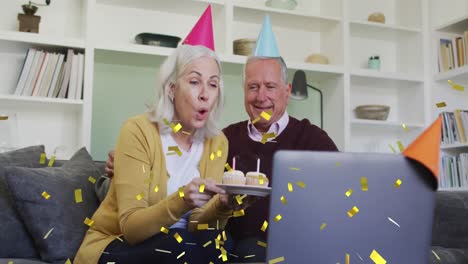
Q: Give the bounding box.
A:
[266,150,437,263]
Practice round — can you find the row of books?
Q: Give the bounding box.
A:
[13,48,84,100]
[441,110,468,145]
[438,31,468,72]
[440,154,468,188]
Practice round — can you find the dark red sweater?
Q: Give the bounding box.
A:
[223,116,338,240]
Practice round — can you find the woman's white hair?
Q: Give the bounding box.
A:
[148,45,224,141]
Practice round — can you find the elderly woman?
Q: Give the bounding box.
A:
[74,44,236,264]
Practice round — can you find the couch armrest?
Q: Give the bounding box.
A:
[432,190,468,248]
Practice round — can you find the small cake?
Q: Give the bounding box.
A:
[222,170,246,185]
[245,172,269,187]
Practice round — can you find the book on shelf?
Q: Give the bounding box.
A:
[13,48,85,100]
[438,32,468,73]
[440,153,468,189]
[441,111,468,145]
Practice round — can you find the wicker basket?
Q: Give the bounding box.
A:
[233,38,256,56]
[355,105,390,120]
[368,12,386,24]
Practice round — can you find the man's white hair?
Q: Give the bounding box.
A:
[148,45,225,141]
[243,56,289,86]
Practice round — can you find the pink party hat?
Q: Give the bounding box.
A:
[183,5,215,51]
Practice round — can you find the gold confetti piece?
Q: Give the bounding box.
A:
[229,253,239,258]
[259,176,264,185]
[252,117,261,124]
[432,250,441,261]
[173,123,182,133]
[65,259,72,264]
[235,195,244,205]
[397,141,405,152]
[233,209,245,217]
[402,123,409,132]
[320,223,327,230]
[394,179,402,188]
[274,214,282,222]
[345,189,353,197]
[47,156,56,167]
[7,262,13,264]
[388,144,397,153]
[179,187,185,198]
[448,80,465,91]
[39,153,46,164]
[347,206,360,218]
[0,115,9,120]
[75,189,83,203]
[182,130,191,135]
[88,176,96,184]
[203,240,212,247]
[186,242,197,245]
[155,248,172,254]
[269,256,285,264]
[154,185,159,193]
[222,230,227,241]
[217,149,222,157]
[197,224,209,230]
[346,253,350,264]
[163,118,170,125]
[261,132,276,144]
[177,251,185,259]
[210,153,215,160]
[280,195,287,205]
[245,255,256,258]
[160,226,169,234]
[257,241,267,248]
[288,182,293,192]
[361,177,368,191]
[260,111,271,121]
[289,167,300,171]
[370,249,386,264]
[387,217,400,228]
[43,227,54,239]
[199,183,205,193]
[336,162,341,167]
[261,220,268,232]
[225,163,233,172]
[42,191,50,200]
[136,193,143,201]
[215,239,220,249]
[168,146,182,156]
[297,181,306,188]
[84,217,94,227]
[174,232,183,243]
[436,102,447,108]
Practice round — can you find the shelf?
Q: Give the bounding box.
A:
[350,20,421,34]
[440,143,468,150]
[435,64,468,83]
[97,0,224,15]
[434,14,468,34]
[351,69,423,82]
[0,94,83,111]
[95,42,174,57]
[351,119,425,129]
[438,187,468,191]
[0,30,85,49]
[233,1,341,22]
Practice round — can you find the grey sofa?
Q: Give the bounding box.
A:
[1,146,468,264]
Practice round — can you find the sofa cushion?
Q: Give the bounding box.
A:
[4,147,101,263]
[0,145,45,258]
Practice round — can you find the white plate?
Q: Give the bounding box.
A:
[216,184,271,197]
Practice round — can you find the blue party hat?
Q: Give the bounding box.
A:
[253,15,280,57]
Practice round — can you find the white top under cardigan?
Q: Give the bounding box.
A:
[160,132,204,229]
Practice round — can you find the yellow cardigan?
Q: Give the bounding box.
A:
[74,114,231,264]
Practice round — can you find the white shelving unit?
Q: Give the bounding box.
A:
[0,0,436,160]
[431,1,468,190]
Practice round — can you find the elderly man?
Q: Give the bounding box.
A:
[223,54,337,262]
